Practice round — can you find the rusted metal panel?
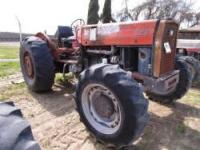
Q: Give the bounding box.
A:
[133,70,179,95]
[79,20,158,46]
[153,20,178,77]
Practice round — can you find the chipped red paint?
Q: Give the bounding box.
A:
[78,20,158,46]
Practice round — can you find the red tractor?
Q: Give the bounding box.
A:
[20,19,191,147]
[177,29,200,84]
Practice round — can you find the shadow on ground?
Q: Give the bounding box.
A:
[29,84,200,150]
[132,102,200,150]
[192,82,200,90]
[30,84,75,117]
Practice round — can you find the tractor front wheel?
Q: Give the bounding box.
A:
[76,64,149,147]
[20,36,55,92]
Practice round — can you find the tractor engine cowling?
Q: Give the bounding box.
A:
[78,19,179,78]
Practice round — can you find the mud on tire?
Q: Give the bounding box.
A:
[146,57,192,104]
[0,102,40,150]
[76,64,149,147]
[20,36,55,92]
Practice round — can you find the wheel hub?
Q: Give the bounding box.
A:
[81,84,123,135]
[24,52,34,79]
[92,92,115,120]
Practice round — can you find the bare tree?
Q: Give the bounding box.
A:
[116,0,198,27]
[142,0,158,19]
[190,12,200,27]
[115,0,134,21]
[87,0,199,28]
[130,5,144,20]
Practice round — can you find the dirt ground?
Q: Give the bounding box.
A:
[1,74,200,150]
[0,72,22,88]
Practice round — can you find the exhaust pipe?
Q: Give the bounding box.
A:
[15,16,22,46]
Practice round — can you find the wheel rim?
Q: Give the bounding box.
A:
[81,83,123,135]
[23,52,34,79]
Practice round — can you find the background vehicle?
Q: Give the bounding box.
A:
[20,19,191,146]
[177,27,200,84]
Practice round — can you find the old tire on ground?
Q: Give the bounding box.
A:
[0,101,40,150]
[76,64,149,147]
[20,36,55,92]
[178,56,200,84]
[146,57,192,104]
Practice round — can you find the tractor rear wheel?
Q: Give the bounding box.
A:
[76,64,149,147]
[146,57,192,104]
[20,36,55,92]
[178,56,200,84]
[0,102,40,150]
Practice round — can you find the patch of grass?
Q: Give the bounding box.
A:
[55,73,64,84]
[176,123,186,135]
[43,138,51,150]
[0,46,19,59]
[0,62,20,77]
[0,82,26,101]
[55,73,74,85]
[54,73,76,93]
[181,89,200,106]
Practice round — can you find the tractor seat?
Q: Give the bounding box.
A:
[55,26,74,39]
[55,26,74,47]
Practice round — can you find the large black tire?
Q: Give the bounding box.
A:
[0,102,40,150]
[146,57,192,104]
[76,64,149,147]
[179,56,200,84]
[20,36,55,92]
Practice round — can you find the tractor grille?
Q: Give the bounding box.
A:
[153,21,179,77]
[160,24,178,74]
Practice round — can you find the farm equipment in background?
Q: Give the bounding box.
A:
[19,19,191,147]
[177,28,200,84]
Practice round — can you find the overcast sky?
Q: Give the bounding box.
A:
[0,0,199,34]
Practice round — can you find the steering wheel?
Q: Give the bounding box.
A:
[71,19,85,33]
